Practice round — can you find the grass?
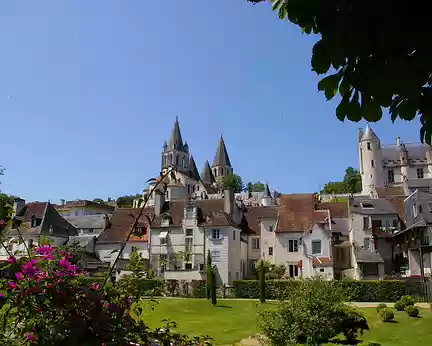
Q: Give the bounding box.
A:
[140,298,432,345]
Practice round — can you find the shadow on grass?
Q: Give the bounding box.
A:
[385,320,399,323]
[330,339,380,346]
[215,305,232,309]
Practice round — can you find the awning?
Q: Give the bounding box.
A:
[158,231,168,239]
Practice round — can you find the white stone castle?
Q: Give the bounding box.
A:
[359,125,432,196]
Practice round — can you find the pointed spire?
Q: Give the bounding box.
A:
[201,160,215,185]
[188,155,201,181]
[168,117,184,150]
[360,125,380,143]
[162,140,168,151]
[212,135,231,167]
[264,182,271,197]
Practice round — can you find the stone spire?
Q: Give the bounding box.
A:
[360,125,380,143]
[168,116,184,150]
[188,155,201,181]
[264,182,271,198]
[201,160,215,185]
[212,135,231,167]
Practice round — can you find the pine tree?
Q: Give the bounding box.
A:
[259,260,266,303]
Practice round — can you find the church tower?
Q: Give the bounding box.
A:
[161,117,190,174]
[212,135,233,180]
[359,126,384,195]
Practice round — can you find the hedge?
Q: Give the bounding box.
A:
[232,279,405,302]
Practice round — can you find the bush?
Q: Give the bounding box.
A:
[405,305,419,317]
[394,301,405,311]
[191,280,206,298]
[376,303,387,313]
[379,308,394,322]
[233,279,404,302]
[401,295,415,307]
[257,278,368,345]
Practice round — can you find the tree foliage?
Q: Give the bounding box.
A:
[116,194,142,208]
[0,194,14,222]
[246,181,266,193]
[92,198,106,204]
[259,260,266,303]
[248,0,432,143]
[218,174,244,193]
[321,166,361,194]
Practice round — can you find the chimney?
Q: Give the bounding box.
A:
[224,187,234,215]
[396,136,401,147]
[358,128,364,142]
[13,198,25,217]
[60,199,66,206]
[154,189,165,216]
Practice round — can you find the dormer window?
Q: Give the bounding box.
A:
[31,217,41,228]
[161,215,171,227]
[361,202,374,209]
[186,207,194,219]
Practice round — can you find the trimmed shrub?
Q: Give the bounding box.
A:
[401,295,415,307]
[394,301,405,311]
[379,308,394,322]
[405,305,419,317]
[232,279,404,302]
[376,303,387,313]
[191,280,206,298]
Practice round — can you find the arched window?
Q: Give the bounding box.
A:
[182,156,187,167]
[168,154,172,166]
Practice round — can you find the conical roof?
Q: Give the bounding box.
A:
[201,160,215,185]
[188,155,201,181]
[212,135,231,167]
[264,182,271,197]
[168,117,184,150]
[361,125,380,142]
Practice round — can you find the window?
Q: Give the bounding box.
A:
[417,168,424,179]
[221,168,224,176]
[185,263,193,270]
[131,246,137,253]
[211,249,220,262]
[320,268,325,272]
[186,207,194,219]
[419,205,423,214]
[185,228,193,237]
[363,217,370,229]
[361,202,374,209]
[182,156,187,168]
[388,169,395,183]
[289,264,299,278]
[160,254,167,272]
[312,240,322,254]
[28,239,34,248]
[233,230,236,240]
[211,229,220,240]
[385,219,390,228]
[175,155,179,165]
[371,160,375,168]
[269,246,273,256]
[367,142,371,150]
[364,238,370,250]
[268,225,274,232]
[88,228,94,234]
[196,185,199,191]
[252,237,260,250]
[288,239,298,252]
[185,238,193,252]
[392,219,398,229]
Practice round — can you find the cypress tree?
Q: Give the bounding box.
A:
[211,266,217,306]
[259,260,266,303]
[206,249,212,299]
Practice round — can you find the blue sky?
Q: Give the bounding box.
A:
[0,0,423,203]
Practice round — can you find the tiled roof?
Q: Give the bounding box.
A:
[386,196,407,222]
[15,202,47,222]
[375,187,405,198]
[201,160,216,185]
[314,210,329,223]
[97,208,150,243]
[276,194,316,233]
[56,200,114,212]
[317,201,348,218]
[202,212,239,228]
[245,206,278,234]
[312,257,332,266]
[350,198,398,215]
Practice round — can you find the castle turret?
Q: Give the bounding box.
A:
[399,143,409,182]
[212,135,233,180]
[261,182,273,206]
[426,146,432,178]
[162,117,190,174]
[359,126,384,195]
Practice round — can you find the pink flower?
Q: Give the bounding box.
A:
[7,256,16,263]
[90,283,100,291]
[25,332,35,342]
[36,245,55,260]
[22,260,39,277]
[0,293,5,299]
[9,282,17,289]
[15,272,24,280]
[58,259,71,269]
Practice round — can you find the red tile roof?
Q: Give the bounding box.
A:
[277,194,316,233]
[312,257,332,266]
[316,201,349,218]
[245,206,278,234]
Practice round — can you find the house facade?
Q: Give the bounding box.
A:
[56,199,114,217]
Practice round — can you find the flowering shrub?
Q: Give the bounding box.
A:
[0,245,211,345]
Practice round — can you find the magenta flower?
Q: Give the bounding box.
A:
[22,260,39,277]
[91,283,100,291]
[15,272,24,280]
[7,256,16,263]
[25,332,35,342]
[36,245,55,260]
[9,282,17,289]
[58,259,71,268]
[0,293,5,299]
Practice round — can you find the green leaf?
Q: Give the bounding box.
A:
[336,98,349,121]
[362,96,383,122]
[398,100,417,120]
[318,73,342,101]
[311,40,331,75]
[346,91,362,122]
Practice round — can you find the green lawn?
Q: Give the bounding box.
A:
[140,298,432,345]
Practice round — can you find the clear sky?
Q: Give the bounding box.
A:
[0,0,423,203]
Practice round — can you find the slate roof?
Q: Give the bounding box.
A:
[361,126,380,142]
[64,215,108,230]
[355,249,384,263]
[201,160,216,185]
[188,155,201,181]
[350,198,398,215]
[276,194,316,233]
[167,117,185,150]
[382,143,429,161]
[213,135,231,167]
[202,212,240,228]
[244,206,279,234]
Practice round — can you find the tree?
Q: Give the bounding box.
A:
[321,166,361,194]
[248,0,432,144]
[246,181,266,193]
[218,173,244,193]
[93,198,106,204]
[206,249,212,300]
[116,194,141,208]
[259,260,266,303]
[210,268,217,306]
[0,193,14,221]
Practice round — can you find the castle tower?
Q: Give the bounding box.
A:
[261,182,273,206]
[399,143,409,182]
[359,126,384,195]
[426,145,432,178]
[161,117,190,174]
[212,135,233,180]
